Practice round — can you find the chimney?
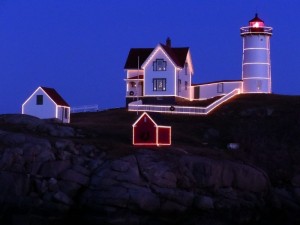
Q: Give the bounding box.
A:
[166,37,171,47]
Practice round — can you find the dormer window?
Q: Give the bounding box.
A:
[153,59,167,71]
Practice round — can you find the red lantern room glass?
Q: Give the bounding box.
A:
[249,13,264,32]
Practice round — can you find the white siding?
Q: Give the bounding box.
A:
[177,63,192,99]
[194,81,242,99]
[143,48,176,96]
[57,106,70,123]
[23,89,57,119]
[242,34,271,93]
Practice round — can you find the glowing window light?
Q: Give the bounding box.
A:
[250,21,264,28]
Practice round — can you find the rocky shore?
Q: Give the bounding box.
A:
[0,113,299,225]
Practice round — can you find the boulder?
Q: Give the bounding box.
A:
[53,191,73,205]
[59,169,89,186]
[179,156,269,192]
[194,195,214,210]
[39,160,71,178]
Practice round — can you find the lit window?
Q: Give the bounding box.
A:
[36,95,43,105]
[217,83,224,93]
[153,78,166,91]
[153,59,167,71]
[130,82,136,88]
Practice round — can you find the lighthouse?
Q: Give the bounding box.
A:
[241,14,273,93]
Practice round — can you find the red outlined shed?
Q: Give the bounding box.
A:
[132,112,171,146]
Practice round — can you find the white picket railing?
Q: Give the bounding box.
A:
[71,104,99,113]
[128,89,240,115]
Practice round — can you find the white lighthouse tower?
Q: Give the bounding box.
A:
[241,14,273,93]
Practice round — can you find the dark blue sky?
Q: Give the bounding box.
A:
[0,0,299,113]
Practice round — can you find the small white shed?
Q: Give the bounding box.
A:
[22,86,70,123]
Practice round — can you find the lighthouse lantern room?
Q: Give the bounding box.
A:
[240,14,273,93]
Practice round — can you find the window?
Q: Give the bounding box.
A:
[185,81,188,90]
[36,95,43,105]
[185,62,188,75]
[257,80,262,91]
[130,82,136,88]
[153,78,166,91]
[64,108,69,119]
[178,79,181,93]
[153,59,167,71]
[217,83,224,93]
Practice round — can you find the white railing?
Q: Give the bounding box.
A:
[240,26,273,36]
[128,89,240,115]
[71,104,99,113]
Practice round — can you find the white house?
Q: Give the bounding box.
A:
[124,38,194,105]
[22,86,70,123]
[124,14,272,114]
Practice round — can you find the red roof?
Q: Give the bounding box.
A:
[41,87,70,107]
[124,44,189,69]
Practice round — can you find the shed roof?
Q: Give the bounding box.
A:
[41,87,70,107]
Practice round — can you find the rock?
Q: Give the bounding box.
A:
[48,178,59,192]
[227,143,240,150]
[34,179,48,194]
[194,195,214,210]
[0,114,44,131]
[292,174,300,187]
[87,159,103,171]
[72,164,91,176]
[59,169,89,186]
[53,191,73,205]
[1,133,26,146]
[58,180,81,198]
[179,156,269,192]
[81,185,130,209]
[111,160,130,172]
[152,186,194,207]
[135,151,178,188]
[55,140,72,150]
[128,187,160,212]
[160,200,187,213]
[39,160,71,178]
[0,172,29,196]
[274,188,300,210]
[293,187,300,202]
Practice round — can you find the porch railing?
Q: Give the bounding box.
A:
[128,89,240,115]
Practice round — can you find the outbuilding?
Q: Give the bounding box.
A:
[22,86,70,123]
[132,112,171,146]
